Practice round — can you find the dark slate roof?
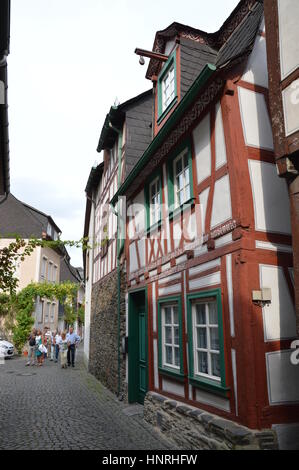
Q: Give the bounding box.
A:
[85,162,104,196]
[97,89,152,152]
[146,0,264,92]
[123,91,153,179]
[60,256,82,284]
[180,39,218,99]
[0,193,61,238]
[216,2,264,67]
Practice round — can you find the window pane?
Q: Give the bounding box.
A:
[173,306,178,325]
[174,347,180,367]
[185,184,190,202]
[196,304,206,325]
[165,346,173,365]
[165,326,172,344]
[164,307,172,324]
[211,353,221,377]
[174,326,179,345]
[178,190,185,206]
[185,168,190,184]
[210,327,219,350]
[184,152,189,169]
[197,327,207,349]
[209,303,218,325]
[175,158,182,175]
[198,351,208,374]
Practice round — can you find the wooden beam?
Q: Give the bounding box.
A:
[134,48,168,63]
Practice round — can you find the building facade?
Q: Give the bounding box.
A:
[0,193,63,332]
[84,91,153,397]
[109,0,298,449]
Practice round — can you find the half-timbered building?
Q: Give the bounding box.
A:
[110,0,299,448]
[83,90,153,396]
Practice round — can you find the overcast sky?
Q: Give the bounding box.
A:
[9,0,239,267]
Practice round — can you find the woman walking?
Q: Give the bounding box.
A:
[59,332,68,369]
[35,330,44,366]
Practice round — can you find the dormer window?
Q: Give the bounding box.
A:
[157,49,177,123]
[162,65,175,112]
[46,223,52,237]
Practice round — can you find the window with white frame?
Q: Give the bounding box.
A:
[50,304,55,323]
[52,265,57,284]
[162,65,175,112]
[162,304,180,370]
[45,302,50,323]
[40,257,47,282]
[47,262,53,282]
[173,149,190,207]
[192,299,221,381]
[149,176,161,226]
[47,223,52,237]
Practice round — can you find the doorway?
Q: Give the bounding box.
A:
[128,288,148,404]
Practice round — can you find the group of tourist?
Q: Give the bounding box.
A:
[26,326,81,369]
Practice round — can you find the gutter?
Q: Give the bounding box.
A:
[110,63,216,206]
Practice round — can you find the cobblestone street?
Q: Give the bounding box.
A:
[0,349,176,450]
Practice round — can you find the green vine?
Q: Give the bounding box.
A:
[6,282,79,353]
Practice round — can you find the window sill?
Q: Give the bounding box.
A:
[159,367,185,382]
[157,97,178,126]
[189,376,230,397]
[169,198,196,221]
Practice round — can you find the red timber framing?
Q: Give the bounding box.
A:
[125,44,298,428]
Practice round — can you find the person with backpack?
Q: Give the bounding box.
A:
[26,328,37,366]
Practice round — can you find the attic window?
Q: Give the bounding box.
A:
[157,48,178,123]
[46,223,52,237]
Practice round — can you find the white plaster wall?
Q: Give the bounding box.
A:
[242,35,268,88]
[211,175,232,228]
[215,102,227,169]
[193,112,211,184]
[278,0,299,79]
[266,350,299,404]
[137,238,145,268]
[189,258,221,277]
[248,160,291,234]
[238,87,274,150]
[158,284,181,297]
[189,272,221,291]
[129,243,138,273]
[260,265,296,341]
[199,187,209,233]
[162,379,185,397]
[195,389,231,412]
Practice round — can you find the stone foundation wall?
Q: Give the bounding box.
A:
[89,266,127,398]
[144,392,278,450]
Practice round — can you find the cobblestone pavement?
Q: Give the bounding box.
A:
[0,349,176,450]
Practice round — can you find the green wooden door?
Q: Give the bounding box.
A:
[128,289,148,404]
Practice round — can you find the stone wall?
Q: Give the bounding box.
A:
[89,266,127,399]
[144,392,278,450]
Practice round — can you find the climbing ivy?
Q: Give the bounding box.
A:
[11,281,79,353]
[0,236,89,295]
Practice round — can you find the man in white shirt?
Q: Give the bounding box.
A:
[54,331,62,363]
[66,327,80,368]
